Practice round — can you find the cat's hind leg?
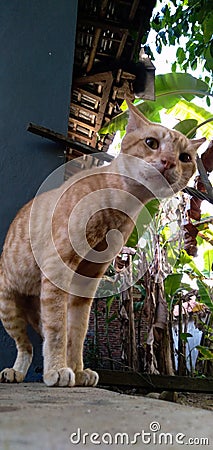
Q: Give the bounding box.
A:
[0,286,33,383]
[40,276,75,387]
[67,295,99,387]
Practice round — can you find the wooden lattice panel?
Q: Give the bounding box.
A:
[67,0,156,161]
[75,0,156,71]
[69,72,113,147]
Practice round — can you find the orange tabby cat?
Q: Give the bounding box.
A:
[0,101,204,387]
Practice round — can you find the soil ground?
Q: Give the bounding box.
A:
[102,385,213,411]
[177,392,213,411]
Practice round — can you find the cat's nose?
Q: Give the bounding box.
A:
[161,158,176,170]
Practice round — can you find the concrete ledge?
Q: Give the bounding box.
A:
[0,383,212,449]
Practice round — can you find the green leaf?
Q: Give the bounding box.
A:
[166,245,180,268]
[99,73,211,135]
[134,301,144,313]
[173,119,198,137]
[176,250,204,277]
[176,249,193,266]
[100,110,128,135]
[172,62,177,72]
[202,12,213,43]
[155,73,209,106]
[181,282,193,292]
[156,44,162,54]
[180,332,193,342]
[160,224,172,241]
[191,59,198,71]
[176,47,186,64]
[126,226,139,248]
[197,279,213,312]
[196,226,213,246]
[159,30,167,46]
[106,312,117,324]
[204,45,213,71]
[164,273,183,299]
[150,3,212,83]
[203,249,213,278]
[196,345,213,360]
[126,199,160,247]
[182,20,189,33]
[134,101,162,123]
[166,100,213,140]
[106,296,115,314]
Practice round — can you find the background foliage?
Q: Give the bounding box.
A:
[149,0,213,92]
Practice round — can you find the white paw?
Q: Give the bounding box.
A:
[0,368,25,383]
[43,367,75,387]
[75,368,99,387]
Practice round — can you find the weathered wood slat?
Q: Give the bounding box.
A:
[98,370,213,393]
[27,123,113,163]
[74,88,101,101]
[79,17,129,34]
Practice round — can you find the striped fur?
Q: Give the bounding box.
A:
[0,102,204,386]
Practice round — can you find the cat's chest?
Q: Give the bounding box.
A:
[2,244,40,294]
[3,263,41,296]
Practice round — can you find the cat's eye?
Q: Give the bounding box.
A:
[179,153,192,163]
[145,137,159,150]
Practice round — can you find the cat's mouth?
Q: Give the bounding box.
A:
[151,162,178,185]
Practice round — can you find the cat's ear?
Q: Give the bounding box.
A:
[189,137,206,150]
[126,99,151,133]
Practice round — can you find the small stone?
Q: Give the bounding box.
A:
[146,392,160,399]
[159,391,178,402]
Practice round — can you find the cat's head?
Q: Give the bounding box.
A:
[122,101,205,195]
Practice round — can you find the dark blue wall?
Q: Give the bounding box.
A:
[0,0,78,380]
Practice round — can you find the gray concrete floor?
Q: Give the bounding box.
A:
[0,383,212,450]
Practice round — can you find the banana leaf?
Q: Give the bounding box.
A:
[202,249,213,279]
[155,73,209,107]
[164,273,183,300]
[173,119,198,138]
[166,100,213,140]
[197,279,213,312]
[100,72,211,135]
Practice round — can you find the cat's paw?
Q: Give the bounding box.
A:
[75,368,99,387]
[0,368,25,383]
[43,368,75,387]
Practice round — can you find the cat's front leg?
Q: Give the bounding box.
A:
[0,282,33,383]
[67,295,99,387]
[40,276,75,387]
